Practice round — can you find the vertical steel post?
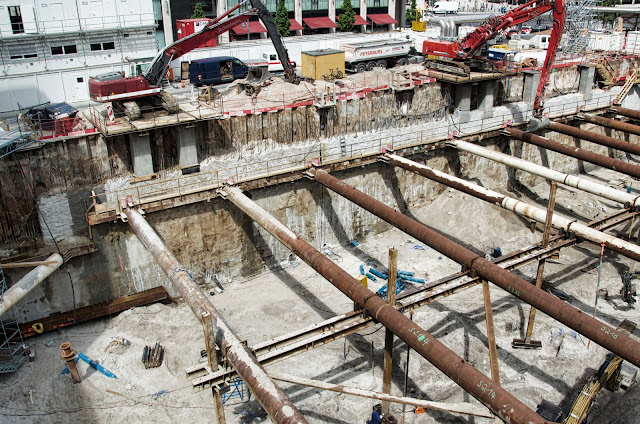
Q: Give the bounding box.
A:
[203,311,227,423]
[523,182,557,343]
[382,247,398,416]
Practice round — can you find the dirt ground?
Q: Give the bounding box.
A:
[1,167,639,424]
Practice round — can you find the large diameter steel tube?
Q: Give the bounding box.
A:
[384,153,640,262]
[307,168,640,369]
[548,121,640,156]
[0,254,63,317]
[221,185,547,424]
[611,105,640,121]
[448,139,640,208]
[505,127,640,179]
[120,201,307,424]
[580,113,640,137]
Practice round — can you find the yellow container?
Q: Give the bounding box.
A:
[412,21,426,32]
[301,49,345,80]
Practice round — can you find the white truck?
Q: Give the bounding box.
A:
[432,1,459,14]
[341,38,414,73]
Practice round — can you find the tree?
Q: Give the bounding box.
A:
[191,3,205,19]
[275,0,291,37]
[338,0,356,32]
[405,0,419,27]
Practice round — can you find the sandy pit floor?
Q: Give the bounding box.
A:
[1,167,640,423]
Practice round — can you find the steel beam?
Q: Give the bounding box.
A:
[505,127,640,179]
[611,105,640,121]
[119,199,307,424]
[306,168,640,369]
[579,113,640,137]
[448,138,640,208]
[270,372,494,418]
[382,247,397,416]
[548,121,640,156]
[220,185,545,424]
[383,153,640,262]
[0,254,63,317]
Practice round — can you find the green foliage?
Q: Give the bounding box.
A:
[405,0,419,26]
[338,0,356,32]
[275,0,291,37]
[191,3,205,19]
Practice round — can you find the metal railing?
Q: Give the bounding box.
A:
[88,92,617,218]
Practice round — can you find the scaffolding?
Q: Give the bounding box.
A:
[0,264,27,373]
[562,0,601,55]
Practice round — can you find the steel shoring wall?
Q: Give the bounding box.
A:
[306,168,640,369]
[548,121,640,156]
[505,127,640,178]
[119,200,308,424]
[579,113,640,137]
[220,185,547,424]
[382,153,640,262]
[448,138,640,207]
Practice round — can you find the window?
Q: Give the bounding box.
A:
[51,44,77,55]
[77,77,84,83]
[8,6,24,34]
[90,40,115,51]
[8,43,37,59]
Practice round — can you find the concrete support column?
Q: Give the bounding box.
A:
[455,84,472,124]
[523,70,541,104]
[176,125,198,169]
[388,0,396,31]
[478,80,495,119]
[217,0,229,44]
[329,0,337,33]
[161,0,174,46]
[295,0,303,35]
[360,0,367,33]
[578,63,596,101]
[129,133,154,177]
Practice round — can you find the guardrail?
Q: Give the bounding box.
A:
[87,92,617,221]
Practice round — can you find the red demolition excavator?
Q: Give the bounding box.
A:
[88,0,296,119]
[423,0,565,125]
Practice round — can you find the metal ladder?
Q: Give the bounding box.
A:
[0,265,27,373]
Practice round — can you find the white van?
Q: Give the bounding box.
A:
[432,1,459,14]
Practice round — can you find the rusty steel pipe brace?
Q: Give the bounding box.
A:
[119,198,307,424]
[220,185,547,424]
[579,113,640,137]
[504,127,640,179]
[305,168,640,370]
[548,121,640,156]
[611,105,640,121]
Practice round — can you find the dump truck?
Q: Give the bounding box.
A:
[341,38,414,73]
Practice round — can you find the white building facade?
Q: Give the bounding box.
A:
[0,0,159,112]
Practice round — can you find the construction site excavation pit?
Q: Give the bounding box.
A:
[2,55,640,423]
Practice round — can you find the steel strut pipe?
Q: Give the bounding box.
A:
[61,342,81,384]
[220,185,548,424]
[505,127,640,179]
[548,121,640,156]
[0,254,63,317]
[119,199,308,424]
[448,139,640,208]
[580,113,640,137]
[306,168,640,369]
[611,105,640,121]
[383,153,640,262]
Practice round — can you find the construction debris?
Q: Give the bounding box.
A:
[142,343,165,369]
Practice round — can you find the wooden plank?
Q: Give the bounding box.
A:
[1,260,58,269]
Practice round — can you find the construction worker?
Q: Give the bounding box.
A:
[366,403,383,424]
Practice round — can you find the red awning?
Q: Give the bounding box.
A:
[231,20,267,34]
[303,16,338,29]
[337,14,368,25]
[354,15,368,26]
[367,13,398,25]
[289,18,304,31]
